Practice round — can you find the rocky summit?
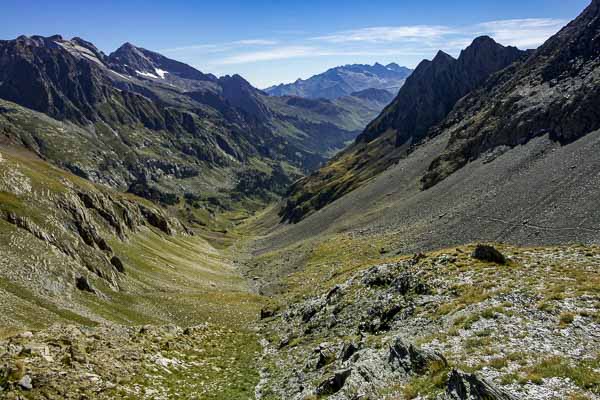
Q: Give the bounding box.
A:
[1,1,600,400]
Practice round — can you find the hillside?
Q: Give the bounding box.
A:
[244,3,600,396]
[0,35,381,217]
[1,1,600,399]
[280,36,528,223]
[265,63,412,99]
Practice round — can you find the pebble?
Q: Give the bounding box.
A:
[18,375,32,390]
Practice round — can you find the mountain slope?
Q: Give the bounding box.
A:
[265,63,412,100]
[245,8,600,397]
[280,37,527,223]
[258,0,600,262]
[422,0,600,188]
[0,145,265,398]
[0,35,381,216]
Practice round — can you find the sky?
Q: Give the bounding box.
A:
[0,0,591,88]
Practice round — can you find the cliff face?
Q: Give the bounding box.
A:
[280,37,527,223]
[358,36,525,146]
[422,0,600,188]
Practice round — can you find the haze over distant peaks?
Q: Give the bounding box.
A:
[265,62,413,100]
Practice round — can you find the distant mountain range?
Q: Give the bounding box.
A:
[265,63,413,100]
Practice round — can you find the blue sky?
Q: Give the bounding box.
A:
[0,0,591,88]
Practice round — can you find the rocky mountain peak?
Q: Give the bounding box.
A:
[433,50,455,63]
[266,62,412,100]
[108,42,217,83]
[109,42,151,67]
[467,35,497,48]
[421,0,600,189]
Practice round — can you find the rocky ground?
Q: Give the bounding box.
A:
[255,243,600,400]
[1,149,599,400]
[0,323,259,399]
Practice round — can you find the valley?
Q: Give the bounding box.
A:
[1,1,600,399]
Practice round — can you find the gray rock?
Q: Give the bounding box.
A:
[445,369,517,400]
[75,276,95,293]
[316,369,352,396]
[388,336,447,374]
[18,375,32,390]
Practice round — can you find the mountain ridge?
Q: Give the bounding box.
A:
[265,62,413,100]
[280,36,527,223]
[0,35,387,215]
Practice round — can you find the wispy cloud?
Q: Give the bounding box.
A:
[164,17,567,87]
[210,18,565,67]
[161,39,278,54]
[311,18,565,49]
[231,39,279,46]
[166,18,565,70]
[219,46,319,64]
[313,25,457,43]
[474,18,566,48]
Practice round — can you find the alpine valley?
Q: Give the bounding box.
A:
[0,2,599,400]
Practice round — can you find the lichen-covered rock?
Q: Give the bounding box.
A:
[444,370,517,400]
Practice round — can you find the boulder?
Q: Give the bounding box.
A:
[110,256,126,273]
[18,375,32,390]
[445,369,517,400]
[75,276,95,293]
[388,336,447,374]
[260,308,275,320]
[316,368,352,396]
[471,245,507,264]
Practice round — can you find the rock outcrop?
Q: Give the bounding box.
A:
[444,370,518,400]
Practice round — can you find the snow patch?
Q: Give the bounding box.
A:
[136,70,160,79]
[154,68,169,79]
[55,41,104,66]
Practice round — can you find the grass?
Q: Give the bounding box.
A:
[401,360,451,399]
[559,312,576,328]
[520,356,600,393]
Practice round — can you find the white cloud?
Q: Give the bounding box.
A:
[166,17,568,86]
[313,25,457,43]
[219,46,320,64]
[474,18,566,48]
[232,39,279,46]
[161,39,278,54]
[310,18,565,49]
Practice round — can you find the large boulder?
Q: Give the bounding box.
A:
[445,369,518,400]
[471,245,507,264]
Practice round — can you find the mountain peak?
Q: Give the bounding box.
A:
[266,62,412,99]
[433,50,455,63]
[113,42,142,55]
[470,35,497,46]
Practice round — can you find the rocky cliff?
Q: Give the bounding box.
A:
[280,37,527,223]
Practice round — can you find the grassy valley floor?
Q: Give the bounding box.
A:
[0,153,598,399]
